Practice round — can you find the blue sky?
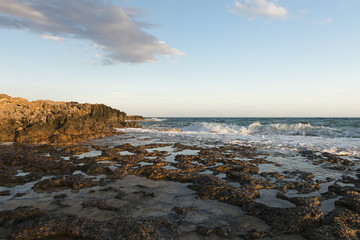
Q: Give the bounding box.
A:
[1,0,359,117]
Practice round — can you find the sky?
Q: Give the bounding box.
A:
[1,0,360,117]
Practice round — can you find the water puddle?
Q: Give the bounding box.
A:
[320,197,340,215]
[146,146,174,153]
[107,166,118,171]
[0,176,55,203]
[73,171,89,177]
[178,149,200,156]
[139,162,154,167]
[75,150,102,159]
[164,165,178,170]
[15,170,30,177]
[119,151,135,156]
[97,161,114,164]
[216,173,226,179]
[255,189,296,208]
[228,182,241,188]
[284,189,320,198]
[199,170,213,175]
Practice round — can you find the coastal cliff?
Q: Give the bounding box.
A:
[0,94,141,143]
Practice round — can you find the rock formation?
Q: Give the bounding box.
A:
[125,115,146,121]
[0,94,140,144]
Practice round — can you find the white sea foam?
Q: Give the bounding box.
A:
[120,121,360,157]
[181,122,344,137]
[148,118,167,122]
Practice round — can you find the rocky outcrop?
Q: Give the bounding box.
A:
[0,94,141,144]
[125,115,146,121]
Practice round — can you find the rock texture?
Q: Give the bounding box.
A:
[125,115,146,121]
[0,94,140,143]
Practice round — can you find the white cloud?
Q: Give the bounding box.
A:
[42,35,64,42]
[0,0,184,64]
[231,0,288,19]
[312,18,333,26]
[326,18,333,23]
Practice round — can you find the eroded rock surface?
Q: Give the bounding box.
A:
[0,94,140,143]
[1,140,359,239]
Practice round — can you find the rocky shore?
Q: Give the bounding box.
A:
[1,95,360,240]
[0,94,141,144]
[1,141,360,239]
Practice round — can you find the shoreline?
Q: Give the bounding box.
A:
[1,95,359,239]
[1,133,360,239]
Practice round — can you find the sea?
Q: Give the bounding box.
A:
[120,118,360,158]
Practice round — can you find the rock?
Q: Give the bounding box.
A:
[0,94,142,143]
[302,208,360,240]
[0,190,11,196]
[122,121,142,128]
[173,206,196,217]
[197,225,231,237]
[32,175,100,193]
[0,206,44,228]
[335,195,360,214]
[125,115,145,121]
[81,199,120,211]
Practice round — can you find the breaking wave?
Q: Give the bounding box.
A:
[120,119,360,157]
[181,122,358,138]
[147,118,168,122]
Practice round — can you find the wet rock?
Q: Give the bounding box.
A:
[245,203,324,234]
[134,190,155,198]
[245,229,272,239]
[173,206,196,217]
[197,225,231,237]
[7,212,174,240]
[54,194,68,199]
[0,207,44,228]
[290,197,322,208]
[114,190,127,200]
[0,190,11,196]
[32,175,100,193]
[302,208,360,240]
[322,152,354,166]
[82,199,120,211]
[227,172,274,190]
[13,193,27,198]
[134,165,172,180]
[260,172,285,179]
[52,199,71,208]
[281,180,320,194]
[335,195,360,214]
[328,183,359,196]
[189,175,259,203]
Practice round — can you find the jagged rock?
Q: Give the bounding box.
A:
[335,195,360,214]
[125,115,145,121]
[302,208,360,240]
[0,94,141,143]
[32,175,100,192]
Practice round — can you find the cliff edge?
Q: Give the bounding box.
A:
[0,94,140,144]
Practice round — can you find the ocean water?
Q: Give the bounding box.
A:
[122,118,360,157]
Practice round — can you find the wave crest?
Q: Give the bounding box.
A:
[181,121,344,137]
